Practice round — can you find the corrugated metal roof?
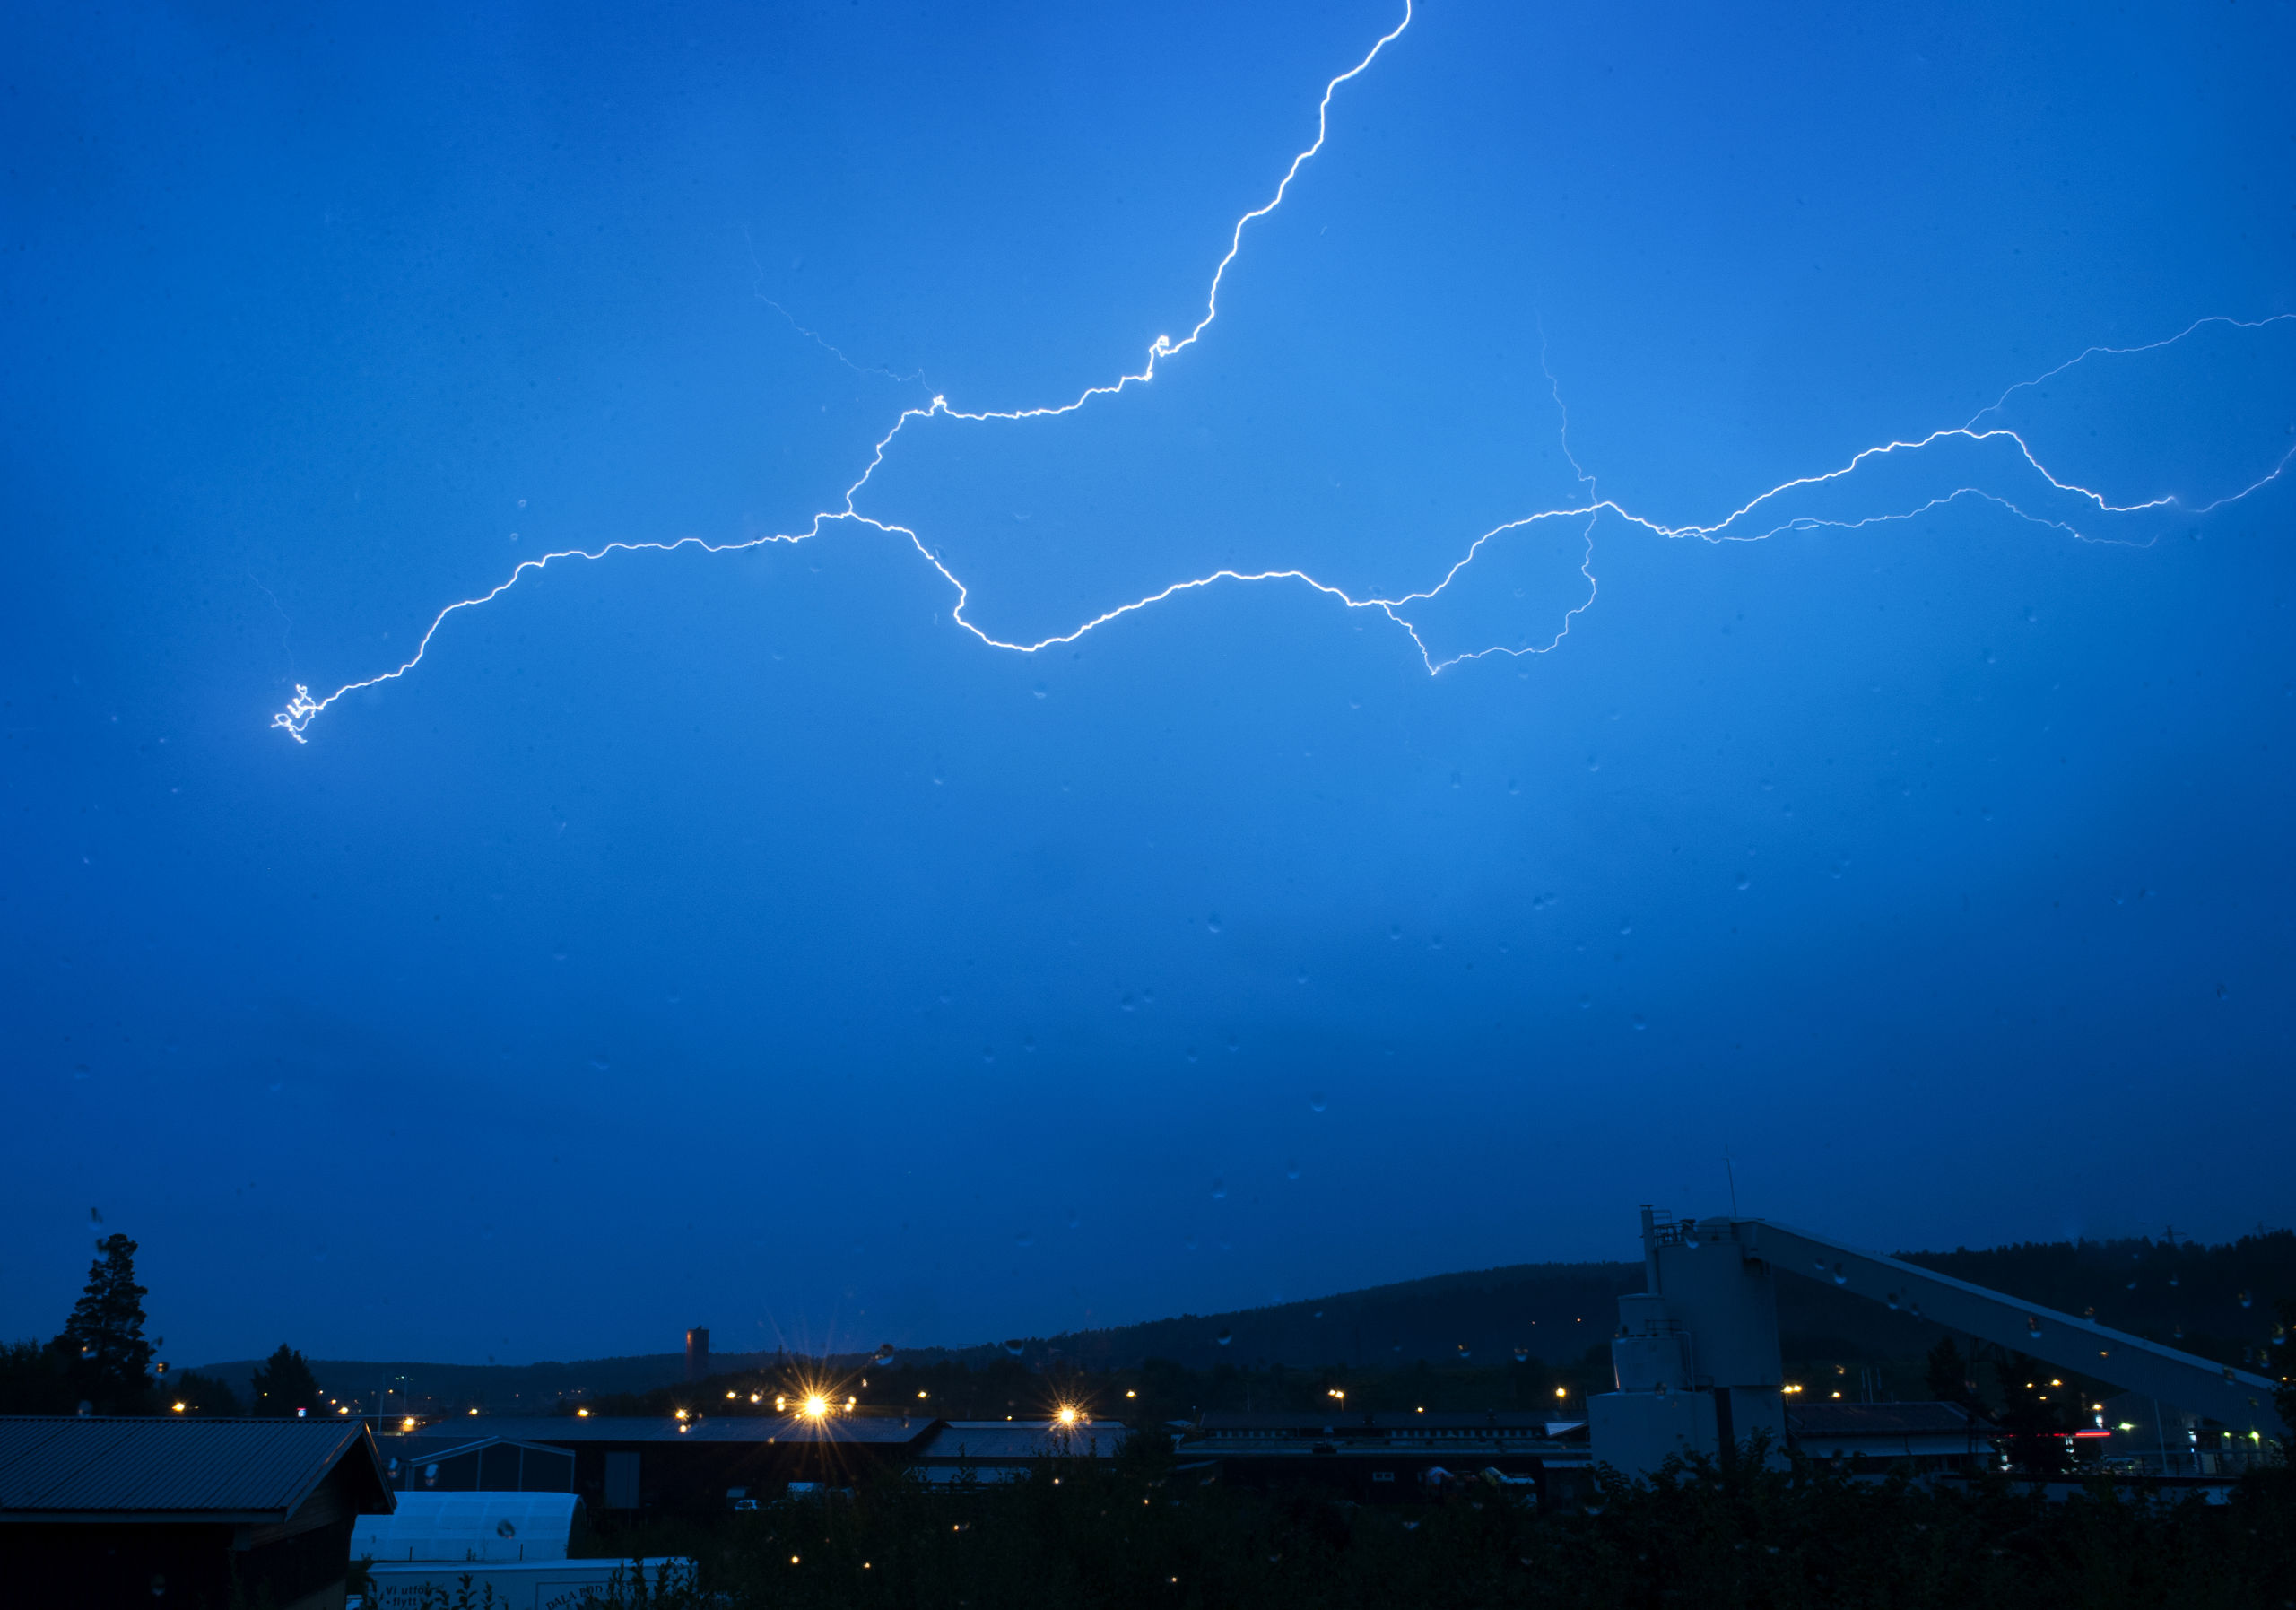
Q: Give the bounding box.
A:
[446,1414,935,1448]
[916,1421,1131,1462]
[0,1416,391,1520]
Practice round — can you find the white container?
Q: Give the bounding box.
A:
[353,1492,583,1564]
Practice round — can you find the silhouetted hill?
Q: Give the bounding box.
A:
[196,1230,2292,1414]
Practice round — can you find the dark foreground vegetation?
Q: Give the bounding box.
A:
[560,1446,2296,1610]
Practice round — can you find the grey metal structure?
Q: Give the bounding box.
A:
[1588,1209,2286,1477]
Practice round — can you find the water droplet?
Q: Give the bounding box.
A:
[1586,755,1600,772]
[1734,873,1752,892]
[1226,1037,1239,1054]
[2239,1290,2253,1309]
[1031,682,1047,699]
[1206,913,1222,934]
[1631,1014,1646,1031]
[1014,1231,1033,1247]
[1449,770,1462,788]
[1066,1209,1080,1230]
[1120,994,1136,1012]
[517,499,526,509]
[1284,1159,1300,1180]
[1023,1035,1036,1052]
[1456,1345,1472,1360]
[1003,1339,1025,1357]
[2171,1322,2183,1339]
[2169,1275,2179,1288]
[981,1049,995,1065]
[1215,1329,1233,1347]
[1185,1047,1198,1063]
[1295,968,1309,985]
[589,1059,610,1072]
[1618,918,1632,936]
[1184,1236,1197,1251]
[2215,983,2228,1000]
[1309,1093,1326,1114]
[1512,1346,1530,1362]
[1506,778,1519,796]
[1387,923,1402,941]
[873,1344,896,1365]
[1578,995,1591,1010]
[1210,1179,1226,1200]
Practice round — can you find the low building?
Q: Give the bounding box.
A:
[431,1414,939,1513]
[377,1435,575,1493]
[1174,1411,1588,1507]
[909,1419,1132,1485]
[1785,1401,1993,1472]
[0,1414,391,1610]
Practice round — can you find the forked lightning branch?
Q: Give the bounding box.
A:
[270,1,2293,743]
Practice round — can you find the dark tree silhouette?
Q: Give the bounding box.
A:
[249,1345,325,1417]
[1923,1336,1976,1407]
[2274,1295,2296,1455]
[1993,1349,2075,1475]
[0,1339,76,1414]
[56,1233,154,1415]
[168,1368,242,1416]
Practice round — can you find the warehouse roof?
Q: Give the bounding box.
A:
[0,1416,391,1523]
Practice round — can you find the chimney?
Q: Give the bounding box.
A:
[685,1327,709,1384]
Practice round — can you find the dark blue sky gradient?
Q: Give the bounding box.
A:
[4,1,2292,1366]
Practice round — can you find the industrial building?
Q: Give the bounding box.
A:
[1587,1207,2286,1480]
[1781,1401,1994,1473]
[1174,1410,1587,1506]
[0,1414,391,1610]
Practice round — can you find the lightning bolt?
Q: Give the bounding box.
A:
[269,1,2295,739]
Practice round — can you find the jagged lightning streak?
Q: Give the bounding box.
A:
[270,3,2294,737]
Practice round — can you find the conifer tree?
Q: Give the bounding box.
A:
[249,1345,325,1417]
[56,1233,154,1414]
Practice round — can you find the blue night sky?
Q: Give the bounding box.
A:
[4,1,2292,1367]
